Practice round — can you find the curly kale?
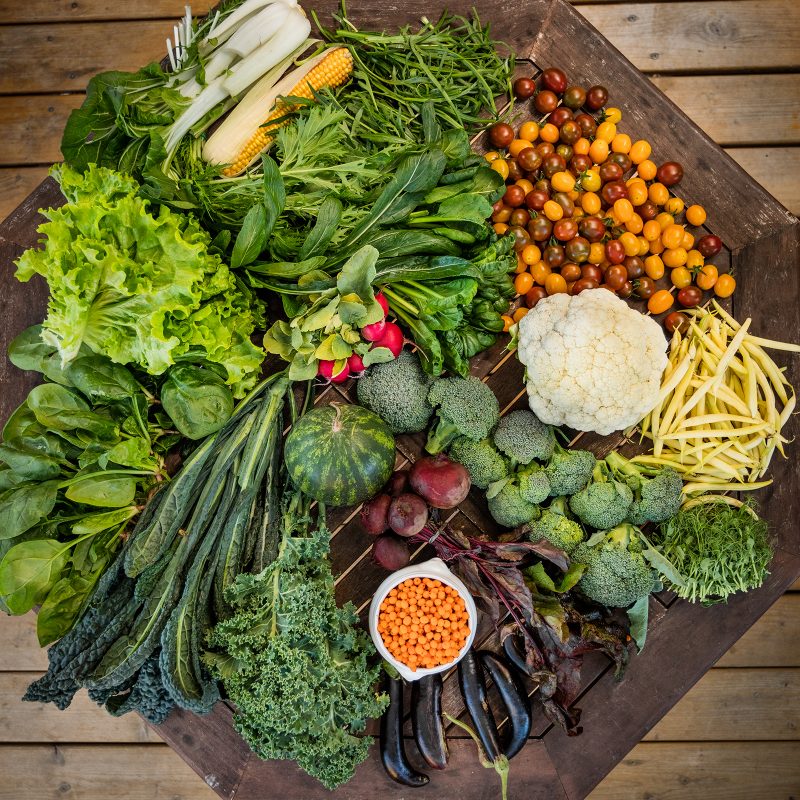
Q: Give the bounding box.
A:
[527,497,584,555]
[544,443,596,497]
[493,409,556,465]
[569,461,633,530]
[206,498,387,790]
[605,450,683,525]
[356,348,433,434]
[448,436,509,489]
[426,375,500,454]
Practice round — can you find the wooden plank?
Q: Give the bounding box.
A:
[717,594,800,667]
[580,1,800,73]
[0,95,83,165]
[0,614,49,671]
[727,148,800,215]
[0,744,220,800]
[0,672,161,743]
[589,742,800,800]
[0,168,51,221]
[644,668,800,741]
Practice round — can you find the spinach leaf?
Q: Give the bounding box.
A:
[0,438,63,481]
[98,438,152,470]
[298,196,343,259]
[367,229,460,260]
[2,404,45,441]
[231,203,268,269]
[37,563,107,646]
[247,256,327,279]
[160,364,234,441]
[27,384,119,440]
[66,356,139,402]
[65,474,137,508]
[0,468,26,493]
[0,481,59,540]
[8,325,56,374]
[375,254,475,284]
[0,538,70,615]
[262,155,286,227]
[72,506,139,536]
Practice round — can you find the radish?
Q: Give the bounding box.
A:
[375,291,389,316]
[330,362,350,383]
[372,321,404,358]
[318,359,350,383]
[361,319,387,342]
[347,352,365,374]
[409,454,471,509]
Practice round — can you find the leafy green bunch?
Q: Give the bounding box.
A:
[206,492,387,790]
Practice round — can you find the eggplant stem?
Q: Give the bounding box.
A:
[443,713,510,800]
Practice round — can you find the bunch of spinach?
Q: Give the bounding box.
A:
[23,372,293,720]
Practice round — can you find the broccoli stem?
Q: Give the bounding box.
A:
[605,450,640,479]
[425,416,462,454]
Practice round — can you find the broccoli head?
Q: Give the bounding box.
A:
[572,523,656,608]
[487,481,539,529]
[356,348,433,434]
[448,436,509,489]
[544,443,596,497]
[605,450,683,525]
[527,496,584,555]
[517,462,551,504]
[425,375,500,454]
[569,461,633,530]
[492,409,556,465]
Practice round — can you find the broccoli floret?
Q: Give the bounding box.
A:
[544,443,596,497]
[425,375,500,454]
[448,436,509,489]
[527,496,584,554]
[569,461,633,530]
[518,462,551,504]
[572,523,656,608]
[605,450,683,524]
[492,409,556,465]
[356,348,433,434]
[487,481,539,528]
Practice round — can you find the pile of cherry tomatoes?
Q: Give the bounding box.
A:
[487,67,735,334]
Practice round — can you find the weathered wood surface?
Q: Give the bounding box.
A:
[1,0,799,797]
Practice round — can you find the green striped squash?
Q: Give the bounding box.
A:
[284,404,395,506]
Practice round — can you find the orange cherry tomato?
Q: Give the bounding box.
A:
[644,254,665,280]
[649,237,665,255]
[681,230,695,250]
[714,273,736,298]
[514,272,534,295]
[628,182,648,206]
[589,242,606,264]
[545,272,568,295]
[531,261,552,285]
[619,231,640,257]
[596,121,617,143]
[588,138,609,165]
[629,140,652,165]
[670,267,692,288]
[665,197,685,215]
[493,222,509,235]
[637,159,657,180]
[518,121,540,142]
[696,264,719,290]
[552,171,576,193]
[649,182,670,206]
[685,249,704,270]
[513,306,529,323]
[686,204,707,226]
[603,107,622,124]
[625,213,644,234]
[663,247,688,268]
[648,289,675,315]
[521,244,542,265]
[543,200,564,221]
[614,198,634,223]
[581,170,602,193]
[539,123,560,143]
[656,211,675,231]
[484,151,500,163]
[611,133,632,154]
[637,235,650,256]
[491,159,509,180]
[509,138,534,158]
[662,223,686,250]
[501,314,514,332]
[573,137,591,156]
[643,219,662,242]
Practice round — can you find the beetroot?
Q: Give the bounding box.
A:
[361,319,387,342]
[388,492,429,537]
[361,493,392,536]
[409,454,470,509]
[384,469,409,497]
[372,533,411,571]
[372,321,404,357]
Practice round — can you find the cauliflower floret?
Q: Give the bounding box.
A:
[516,290,668,435]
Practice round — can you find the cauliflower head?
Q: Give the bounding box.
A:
[516,290,668,435]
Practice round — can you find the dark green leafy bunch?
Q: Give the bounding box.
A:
[206,492,387,790]
[655,499,773,604]
[568,461,634,531]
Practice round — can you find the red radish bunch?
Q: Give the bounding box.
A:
[364,457,471,570]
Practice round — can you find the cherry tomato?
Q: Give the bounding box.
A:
[642,220,661,242]
[602,180,629,206]
[619,232,640,257]
[611,133,632,154]
[543,244,566,268]
[681,230,695,250]
[521,244,542,265]
[637,159,657,181]
[559,120,582,145]
[605,264,628,290]
[515,178,534,196]
[638,200,658,221]
[648,182,669,206]
[517,148,542,173]
[531,261,551,285]
[635,276,656,299]
[656,211,675,231]
[529,216,552,241]
[548,107,573,128]
[525,286,548,308]
[542,153,567,178]
[605,240,626,265]
[541,67,568,94]
[508,138,534,158]
[670,267,692,288]
[513,306,529,323]
[589,138,609,164]
[539,122,560,144]
[585,85,609,111]
[589,242,606,264]
[553,219,579,241]
[545,272,568,295]
[574,113,597,138]
[607,152,633,174]
[624,256,645,279]
[501,314,514,332]
[629,140,652,165]
[493,223,509,235]
[644,254,665,280]
[567,236,591,263]
[515,272,534,295]
[552,192,575,218]
[526,190,548,211]
[503,185,525,208]
[490,159,509,180]
[603,107,622,124]
[556,143,574,162]
[665,197,685,216]
[563,85,587,109]
[614,198,634,223]
[663,247,688,268]
[506,159,524,182]
[519,120,540,142]
[664,311,689,334]
[697,234,723,258]
[696,264,718,290]
[657,161,684,187]
[581,263,603,283]
[488,123,514,149]
[686,204,707,226]
[510,208,530,227]
[685,249,704,270]
[535,90,559,114]
[617,280,634,299]
[628,182,649,207]
[571,277,599,295]
[551,171,576,193]
[599,161,623,184]
[513,77,536,99]
[561,262,582,282]
[579,216,606,242]
[677,286,702,308]
[536,141,555,157]
[662,223,685,250]
[648,289,675,315]
[596,121,617,143]
[570,154,593,175]
[714,273,736,298]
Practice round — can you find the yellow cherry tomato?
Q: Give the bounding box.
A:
[714,273,736,298]
[643,220,662,242]
[545,272,568,295]
[588,138,609,165]
[611,133,632,154]
[484,151,500,163]
[656,211,675,231]
[662,223,685,250]
[614,198,634,223]
[645,254,665,280]
[604,107,622,124]
[665,197,685,216]
[649,237,665,255]
[573,137,591,156]
[619,231,640,257]
[543,200,564,221]
[589,242,606,264]
[637,235,650,257]
[539,123,560,143]
[518,120,540,142]
[509,138,534,158]
[493,222,509,235]
[515,178,534,196]
[663,246,688,268]
[649,182,669,206]
[637,159,657,180]
[531,261,552,285]
[596,121,616,143]
[696,264,719,290]
[512,306,529,323]
[629,140,652,165]
[685,249,704,270]
[521,244,542,265]
[581,170,602,193]
[572,207,586,220]
[628,181,648,207]
[501,314,514,332]
[625,213,644,234]
[551,171,576,193]
[648,289,675,315]
[686,204,707,226]
[681,230,695,250]
[515,272,534,295]
[491,159,509,180]
[671,266,692,288]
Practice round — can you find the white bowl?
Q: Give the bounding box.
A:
[368,557,478,682]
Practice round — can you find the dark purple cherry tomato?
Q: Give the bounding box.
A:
[586,85,609,111]
[541,67,568,94]
[491,205,512,224]
[570,153,593,174]
[548,107,573,128]
[528,216,553,241]
[605,240,626,265]
[517,147,542,173]
[617,279,634,299]
[697,234,723,258]
[506,159,523,182]
[535,90,559,114]
[601,180,629,205]
[513,77,536,99]
[488,123,514,149]
[605,264,628,289]
[657,161,684,187]
[510,208,530,227]
[607,152,632,173]
[559,120,582,145]
[571,277,599,294]
[553,219,579,241]
[543,244,566,268]
[579,216,606,243]
[503,185,526,208]
[510,225,531,250]
[534,178,551,193]
[535,141,555,158]
[556,144,574,162]
[525,189,549,211]
[552,192,575,218]
[574,112,597,138]
[638,200,658,221]
[624,256,645,280]
[677,285,703,308]
[542,153,566,178]
[635,276,656,299]
[563,85,587,110]
[581,263,603,282]
[664,311,690,334]
[567,236,591,264]
[599,161,623,184]
[561,262,582,282]
[525,286,547,308]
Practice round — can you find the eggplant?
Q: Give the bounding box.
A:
[412,673,448,769]
[502,632,530,677]
[380,676,429,787]
[457,649,503,761]
[478,650,531,759]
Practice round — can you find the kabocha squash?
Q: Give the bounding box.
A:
[284,404,395,506]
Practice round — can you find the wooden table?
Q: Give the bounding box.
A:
[1,1,799,798]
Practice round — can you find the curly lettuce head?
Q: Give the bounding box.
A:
[15,164,264,395]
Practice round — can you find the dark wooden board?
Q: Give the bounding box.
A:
[1,0,798,798]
